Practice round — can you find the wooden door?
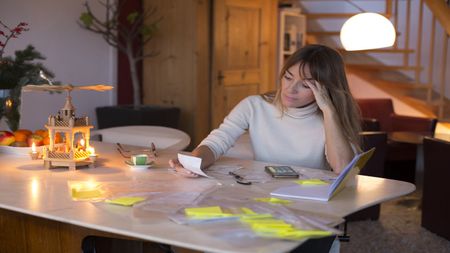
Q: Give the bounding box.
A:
[211,0,277,128]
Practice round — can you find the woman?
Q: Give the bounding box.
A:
[170,44,361,176]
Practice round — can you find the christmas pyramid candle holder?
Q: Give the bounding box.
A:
[22,84,112,170]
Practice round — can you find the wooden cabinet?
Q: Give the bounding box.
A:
[143,0,211,147]
[143,0,278,146]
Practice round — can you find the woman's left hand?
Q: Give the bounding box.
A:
[305,80,334,113]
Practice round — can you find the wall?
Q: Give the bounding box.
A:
[0,0,116,131]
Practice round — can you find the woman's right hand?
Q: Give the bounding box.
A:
[168,158,199,178]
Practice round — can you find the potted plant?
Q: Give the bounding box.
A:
[0,20,56,131]
[79,0,180,129]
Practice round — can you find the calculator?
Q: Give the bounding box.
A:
[265,166,299,178]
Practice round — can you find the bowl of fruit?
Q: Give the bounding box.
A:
[0,129,62,156]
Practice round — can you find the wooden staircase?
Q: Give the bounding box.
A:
[295,0,450,123]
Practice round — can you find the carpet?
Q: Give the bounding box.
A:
[341,190,450,253]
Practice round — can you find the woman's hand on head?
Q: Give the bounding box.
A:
[305,80,334,113]
[168,158,199,178]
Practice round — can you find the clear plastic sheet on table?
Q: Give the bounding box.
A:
[204,163,273,184]
[205,161,339,186]
[68,177,220,203]
[166,187,343,244]
[169,186,342,228]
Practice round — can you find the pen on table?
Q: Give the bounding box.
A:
[229,171,251,185]
[151,142,157,157]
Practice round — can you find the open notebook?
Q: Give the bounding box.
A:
[270,148,375,202]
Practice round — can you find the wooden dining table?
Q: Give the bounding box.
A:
[0,141,415,253]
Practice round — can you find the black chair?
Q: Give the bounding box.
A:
[421,137,450,241]
[346,131,388,222]
[362,118,380,132]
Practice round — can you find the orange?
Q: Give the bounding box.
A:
[43,136,50,145]
[14,130,31,142]
[34,129,49,138]
[15,129,32,136]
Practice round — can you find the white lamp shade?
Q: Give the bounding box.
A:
[340,12,396,51]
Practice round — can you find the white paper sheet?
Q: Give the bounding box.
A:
[178,153,213,178]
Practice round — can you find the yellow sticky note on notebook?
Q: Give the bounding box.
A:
[105,196,146,206]
[254,197,292,204]
[295,179,329,185]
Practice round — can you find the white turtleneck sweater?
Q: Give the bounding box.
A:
[200,95,329,170]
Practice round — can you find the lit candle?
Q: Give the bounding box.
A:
[87,146,97,162]
[31,142,37,153]
[30,142,39,160]
[79,138,86,151]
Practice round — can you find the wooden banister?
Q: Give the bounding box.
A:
[424,0,450,36]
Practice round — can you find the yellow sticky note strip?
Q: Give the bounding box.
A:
[295,179,329,185]
[278,229,333,239]
[184,206,236,219]
[241,207,257,215]
[185,206,223,216]
[254,197,292,204]
[105,196,146,206]
[255,228,332,240]
[241,218,285,225]
[251,223,293,230]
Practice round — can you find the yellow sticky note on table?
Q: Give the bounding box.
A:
[295,179,329,185]
[71,188,102,200]
[69,181,103,200]
[105,196,146,206]
[254,197,292,204]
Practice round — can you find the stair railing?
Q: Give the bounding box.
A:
[421,0,450,118]
[300,0,450,120]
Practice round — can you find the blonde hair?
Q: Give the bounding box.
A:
[272,44,362,151]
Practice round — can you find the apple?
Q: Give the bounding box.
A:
[0,131,16,146]
[27,134,44,147]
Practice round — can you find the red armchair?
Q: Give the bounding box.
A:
[356,98,437,183]
[357,98,437,133]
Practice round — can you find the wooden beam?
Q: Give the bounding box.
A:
[424,0,450,36]
[309,31,402,36]
[346,64,422,71]
[337,48,414,53]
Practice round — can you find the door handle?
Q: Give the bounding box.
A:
[217,70,225,85]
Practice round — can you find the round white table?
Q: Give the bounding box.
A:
[92,125,190,151]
